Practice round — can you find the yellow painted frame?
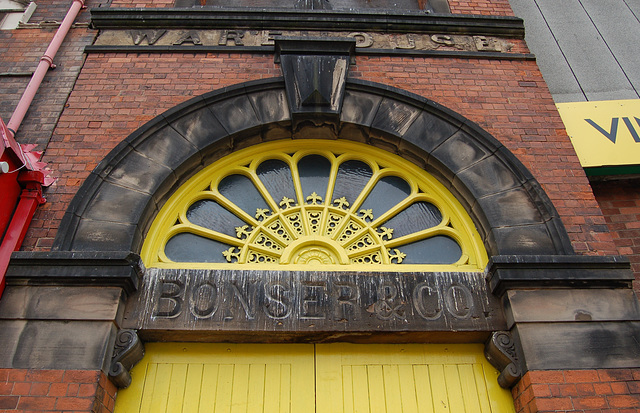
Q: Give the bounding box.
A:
[142,140,488,271]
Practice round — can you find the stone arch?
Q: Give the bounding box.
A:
[53,77,574,258]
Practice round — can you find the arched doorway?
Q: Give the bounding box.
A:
[55,77,572,412]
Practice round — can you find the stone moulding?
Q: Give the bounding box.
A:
[109,329,145,389]
[89,8,526,38]
[487,254,634,296]
[484,331,522,388]
[6,250,143,294]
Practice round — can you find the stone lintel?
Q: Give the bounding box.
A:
[7,251,144,295]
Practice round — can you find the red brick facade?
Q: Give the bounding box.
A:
[592,179,640,294]
[1,0,639,412]
[21,53,619,259]
[513,369,640,413]
[0,369,116,413]
[449,0,515,16]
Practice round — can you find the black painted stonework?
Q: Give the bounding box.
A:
[276,37,354,128]
[89,8,526,38]
[53,79,574,258]
[487,255,634,296]
[122,268,505,341]
[7,251,143,294]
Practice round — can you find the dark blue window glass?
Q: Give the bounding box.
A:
[165,233,231,263]
[256,159,296,204]
[397,236,462,264]
[218,174,269,215]
[332,160,373,204]
[360,176,411,219]
[298,155,331,201]
[380,201,442,238]
[186,199,247,237]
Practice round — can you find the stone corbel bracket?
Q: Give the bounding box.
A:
[275,37,355,131]
[109,329,145,389]
[484,331,522,388]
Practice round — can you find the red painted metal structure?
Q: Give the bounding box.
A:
[0,0,85,298]
[0,119,46,297]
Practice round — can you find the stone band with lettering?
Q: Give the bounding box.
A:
[128,268,505,336]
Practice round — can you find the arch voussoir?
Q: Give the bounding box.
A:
[54,78,573,258]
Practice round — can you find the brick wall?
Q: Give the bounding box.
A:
[0,369,116,413]
[0,0,107,147]
[512,369,640,413]
[591,178,640,295]
[21,52,617,257]
[449,0,514,16]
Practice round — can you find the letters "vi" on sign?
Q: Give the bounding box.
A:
[585,117,640,143]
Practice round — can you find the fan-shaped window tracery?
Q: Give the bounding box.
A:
[142,140,487,271]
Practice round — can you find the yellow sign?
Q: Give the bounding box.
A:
[556,99,640,169]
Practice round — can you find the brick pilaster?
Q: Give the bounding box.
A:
[512,369,640,413]
[0,369,115,413]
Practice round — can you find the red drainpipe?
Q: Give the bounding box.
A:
[6,0,86,136]
[0,0,85,298]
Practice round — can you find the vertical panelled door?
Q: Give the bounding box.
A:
[114,343,515,412]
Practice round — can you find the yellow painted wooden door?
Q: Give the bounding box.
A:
[114,343,315,413]
[114,343,515,413]
[315,343,515,413]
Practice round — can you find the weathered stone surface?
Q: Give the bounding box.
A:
[248,88,291,125]
[431,129,495,174]
[169,104,229,149]
[514,322,640,370]
[206,93,261,136]
[122,268,505,341]
[90,8,526,38]
[72,219,142,252]
[339,89,382,142]
[505,289,640,328]
[0,321,25,367]
[277,37,354,128]
[102,148,174,195]
[487,224,559,256]
[473,187,545,228]
[370,97,421,140]
[109,330,145,389]
[132,124,202,172]
[455,154,523,200]
[401,109,460,154]
[484,331,522,388]
[0,320,116,370]
[340,89,382,126]
[0,286,124,322]
[83,181,155,225]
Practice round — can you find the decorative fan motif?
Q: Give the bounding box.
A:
[144,140,485,269]
[218,191,408,265]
